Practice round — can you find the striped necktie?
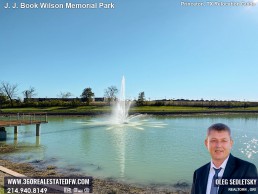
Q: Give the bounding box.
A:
[210,167,222,194]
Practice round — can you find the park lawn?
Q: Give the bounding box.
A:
[131,106,258,112]
[1,106,258,114]
[0,106,111,114]
[130,106,208,112]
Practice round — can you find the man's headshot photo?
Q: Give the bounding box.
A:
[191,123,258,194]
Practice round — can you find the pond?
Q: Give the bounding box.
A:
[1,114,258,188]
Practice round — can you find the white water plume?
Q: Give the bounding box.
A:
[80,76,167,130]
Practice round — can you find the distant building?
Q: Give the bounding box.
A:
[94,97,105,102]
[24,97,105,102]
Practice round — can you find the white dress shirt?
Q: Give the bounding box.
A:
[206,156,229,194]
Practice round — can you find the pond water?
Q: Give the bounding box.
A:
[1,114,258,188]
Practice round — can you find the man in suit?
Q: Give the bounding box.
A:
[191,123,258,194]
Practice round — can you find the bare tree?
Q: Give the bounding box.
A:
[0,81,18,106]
[23,87,37,99]
[104,86,118,105]
[58,92,73,99]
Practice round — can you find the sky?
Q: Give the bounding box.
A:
[0,0,258,101]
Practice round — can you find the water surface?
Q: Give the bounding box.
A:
[1,114,258,187]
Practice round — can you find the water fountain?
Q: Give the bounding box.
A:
[78,76,167,179]
[110,76,151,126]
[111,76,131,124]
[81,76,166,130]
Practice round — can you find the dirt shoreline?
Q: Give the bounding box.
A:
[0,145,190,194]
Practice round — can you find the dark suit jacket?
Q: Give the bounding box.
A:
[191,154,258,194]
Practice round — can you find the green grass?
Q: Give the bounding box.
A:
[0,187,4,194]
[131,106,208,112]
[132,106,258,112]
[0,106,111,114]
[1,105,258,114]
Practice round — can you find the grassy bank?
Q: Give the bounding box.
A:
[1,105,258,115]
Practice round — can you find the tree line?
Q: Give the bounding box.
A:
[1,81,257,109]
[0,81,146,108]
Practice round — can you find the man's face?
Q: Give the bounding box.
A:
[205,129,233,164]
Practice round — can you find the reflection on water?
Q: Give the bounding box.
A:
[239,136,258,158]
[0,114,258,188]
[1,138,45,163]
[111,127,126,178]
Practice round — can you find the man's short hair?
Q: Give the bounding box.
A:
[207,123,231,137]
